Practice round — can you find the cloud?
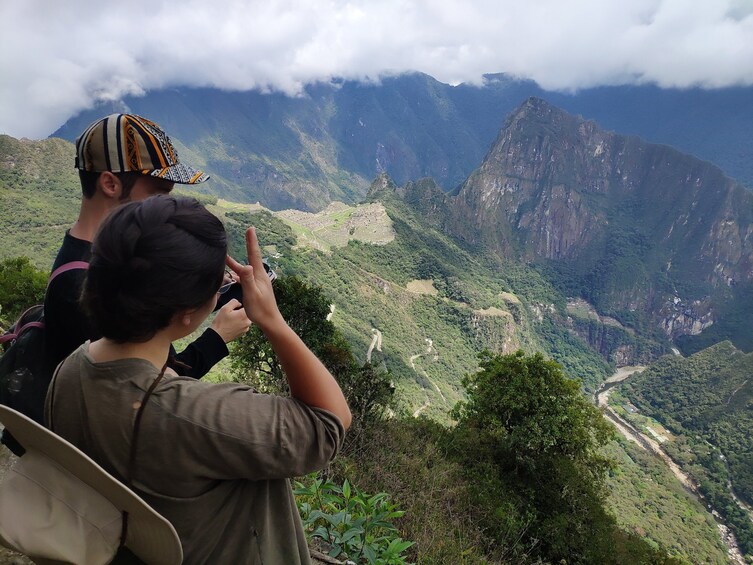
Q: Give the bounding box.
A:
[1,0,752,138]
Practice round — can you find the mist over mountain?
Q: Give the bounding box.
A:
[52,73,753,211]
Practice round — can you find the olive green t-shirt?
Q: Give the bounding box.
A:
[46,343,344,565]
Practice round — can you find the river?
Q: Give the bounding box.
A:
[596,367,747,564]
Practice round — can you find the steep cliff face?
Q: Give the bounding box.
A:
[564,299,665,365]
[448,98,753,338]
[453,99,610,258]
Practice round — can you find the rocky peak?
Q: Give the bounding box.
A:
[444,99,753,337]
[365,172,398,199]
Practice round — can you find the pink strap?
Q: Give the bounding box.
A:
[49,261,89,283]
[0,321,44,344]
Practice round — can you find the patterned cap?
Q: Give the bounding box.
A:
[75,114,209,185]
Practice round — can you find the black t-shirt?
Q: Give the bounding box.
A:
[43,231,228,380]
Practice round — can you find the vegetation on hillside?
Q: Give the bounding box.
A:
[0,253,729,563]
[0,257,47,328]
[604,439,729,563]
[227,272,687,563]
[0,136,80,269]
[623,342,753,557]
[1,133,746,562]
[219,194,614,423]
[676,280,753,355]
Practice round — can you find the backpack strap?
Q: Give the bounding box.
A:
[0,320,45,345]
[0,305,44,345]
[49,261,89,284]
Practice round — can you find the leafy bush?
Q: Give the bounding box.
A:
[230,275,338,394]
[295,475,414,564]
[450,350,620,562]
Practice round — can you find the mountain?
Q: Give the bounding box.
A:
[51,74,536,210]
[0,124,743,562]
[13,89,753,358]
[51,74,753,212]
[407,98,753,352]
[0,135,81,268]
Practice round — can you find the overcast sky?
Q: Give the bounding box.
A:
[1,0,752,139]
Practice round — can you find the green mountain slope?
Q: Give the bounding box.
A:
[623,342,753,555]
[0,135,739,562]
[0,135,80,269]
[0,134,618,401]
[605,438,730,563]
[213,185,613,421]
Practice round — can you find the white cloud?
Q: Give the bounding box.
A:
[1,0,752,138]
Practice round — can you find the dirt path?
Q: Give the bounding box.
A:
[605,365,647,385]
[726,380,748,406]
[409,339,446,404]
[366,328,382,363]
[412,401,430,418]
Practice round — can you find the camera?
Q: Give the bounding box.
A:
[216,260,276,310]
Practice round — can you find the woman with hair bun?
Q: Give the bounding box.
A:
[46,195,351,564]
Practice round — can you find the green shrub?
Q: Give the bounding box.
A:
[295,475,414,564]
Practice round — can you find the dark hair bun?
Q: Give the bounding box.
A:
[83,195,227,343]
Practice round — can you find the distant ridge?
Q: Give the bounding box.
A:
[51,74,753,211]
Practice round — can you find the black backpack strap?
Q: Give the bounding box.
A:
[1,261,89,347]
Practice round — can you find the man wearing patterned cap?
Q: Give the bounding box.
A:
[40,114,249,424]
[2,113,246,455]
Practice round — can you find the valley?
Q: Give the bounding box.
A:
[2,91,753,562]
[598,367,748,564]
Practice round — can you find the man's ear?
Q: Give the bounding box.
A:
[97,171,122,200]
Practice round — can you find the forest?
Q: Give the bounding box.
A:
[623,342,753,556]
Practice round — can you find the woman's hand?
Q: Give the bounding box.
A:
[226,227,284,333]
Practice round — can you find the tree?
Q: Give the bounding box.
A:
[451,350,619,562]
[230,275,337,394]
